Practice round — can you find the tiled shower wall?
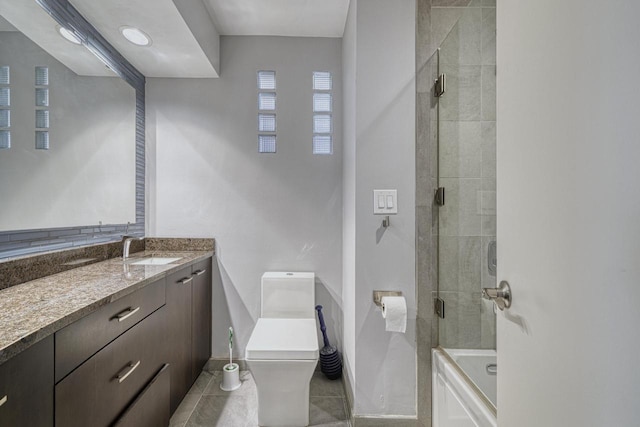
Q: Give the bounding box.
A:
[415,0,436,425]
[416,0,496,423]
[434,0,497,349]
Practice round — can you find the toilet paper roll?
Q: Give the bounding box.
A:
[381,296,407,333]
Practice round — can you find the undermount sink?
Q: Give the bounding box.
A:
[129,257,182,266]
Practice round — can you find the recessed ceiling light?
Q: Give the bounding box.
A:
[57,26,82,45]
[120,26,152,47]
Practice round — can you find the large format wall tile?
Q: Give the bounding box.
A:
[432,8,467,51]
[440,8,482,65]
[439,66,482,121]
[481,121,496,179]
[438,177,483,237]
[438,291,482,348]
[439,236,481,293]
[481,7,496,65]
[440,121,482,178]
[481,65,496,120]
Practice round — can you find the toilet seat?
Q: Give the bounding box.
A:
[246,318,319,360]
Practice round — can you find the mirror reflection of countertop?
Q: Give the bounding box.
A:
[0,249,213,364]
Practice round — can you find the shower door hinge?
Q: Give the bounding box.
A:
[435,187,445,206]
[435,297,445,319]
[435,73,446,97]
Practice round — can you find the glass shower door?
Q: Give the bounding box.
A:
[436,6,497,353]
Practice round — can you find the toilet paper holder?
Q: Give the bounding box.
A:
[373,290,403,307]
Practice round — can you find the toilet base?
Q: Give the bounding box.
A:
[247,359,318,427]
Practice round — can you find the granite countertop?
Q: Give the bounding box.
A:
[0,249,213,364]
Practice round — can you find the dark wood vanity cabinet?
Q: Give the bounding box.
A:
[166,266,195,413]
[0,336,54,427]
[55,306,168,427]
[0,255,212,427]
[191,259,212,383]
[167,258,213,414]
[55,278,166,383]
[114,363,171,427]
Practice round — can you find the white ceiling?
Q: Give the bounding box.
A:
[69,0,349,78]
[2,0,350,79]
[70,0,220,78]
[205,0,350,37]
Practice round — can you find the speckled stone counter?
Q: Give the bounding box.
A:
[0,249,213,364]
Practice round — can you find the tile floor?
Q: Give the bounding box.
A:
[170,366,351,427]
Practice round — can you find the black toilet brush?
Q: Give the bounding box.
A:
[315,305,342,380]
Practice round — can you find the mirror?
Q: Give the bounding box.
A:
[0,2,136,233]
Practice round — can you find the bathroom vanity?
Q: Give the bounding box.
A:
[0,246,213,427]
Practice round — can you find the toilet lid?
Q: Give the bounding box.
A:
[246,318,319,360]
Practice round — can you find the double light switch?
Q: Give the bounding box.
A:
[373,189,397,214]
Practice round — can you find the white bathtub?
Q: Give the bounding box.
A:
[432,348,497,427]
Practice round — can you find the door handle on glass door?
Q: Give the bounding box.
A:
[482,280,512,311]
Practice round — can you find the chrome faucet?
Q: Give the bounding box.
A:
[122,236,144,260]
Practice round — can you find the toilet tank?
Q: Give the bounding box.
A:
[261,272,315,318]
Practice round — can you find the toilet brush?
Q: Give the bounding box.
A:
[220,327,241,391]
[315,305,342,380]
[227,327,233,367]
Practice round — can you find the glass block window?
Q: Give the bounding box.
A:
[0,130,10,149]
[0,66,9,149]
[258,135,276,153]
[257,70,277,153]
[0,109,8,128]
[0,87,10,107]
[36,88,49,107]
[313,135,332,155]
[0,67,9,85]
[313,93,332,112]
[312,71,333,154]
[258,71,276,90]
[35,67,49,86]
[313,115,332,134]
[313,72,332,91]
[258,114,276,132]
[258,92,276,111]
[36,110,49,129]
[35,67,50,149]
[36,131,49,150]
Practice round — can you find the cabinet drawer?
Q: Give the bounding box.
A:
[0,336,53,427]
[114,364,170,427]
[55,278,166,382]
[166,266,193,414]
[55,306,167,427]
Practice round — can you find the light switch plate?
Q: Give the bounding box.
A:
[373,189,398,214]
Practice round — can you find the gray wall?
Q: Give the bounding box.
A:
[342,0,417,418]
[0,31,136,232]
[147,36,343,360]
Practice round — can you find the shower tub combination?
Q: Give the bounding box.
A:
[432,348,497,427]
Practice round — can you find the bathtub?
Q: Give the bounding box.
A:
[432,348,497,427]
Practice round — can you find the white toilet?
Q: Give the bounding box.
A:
[246,272,319,427]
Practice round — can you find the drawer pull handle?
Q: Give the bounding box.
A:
[0,395,7,407]
[114,306,141,322]
[192,269,206,276]
[180,277,193,285]
[116,361,141,383]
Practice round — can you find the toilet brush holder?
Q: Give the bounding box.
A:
[220,363,241,391]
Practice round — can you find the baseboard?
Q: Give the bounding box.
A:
[352,416,420,427]
[341,366,354,423]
